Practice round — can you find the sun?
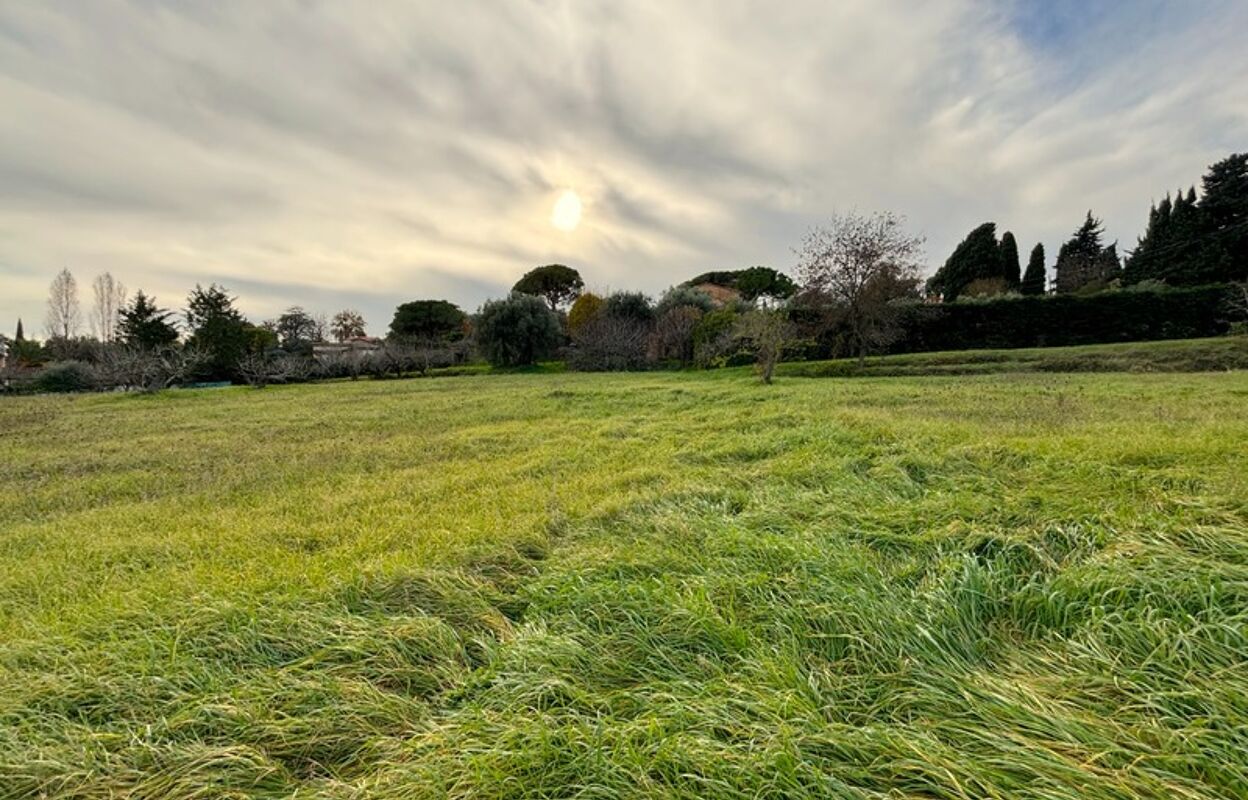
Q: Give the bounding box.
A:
[551,190,582,232]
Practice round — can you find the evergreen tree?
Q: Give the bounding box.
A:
[1055,212,1119,293]
[927,222,1003,300]
[1021,243,1046,295]
[184,284,250,381]
[1199,152,1248,282]
[118,291,180,349]
[511,264,584,311]
[14,318,24,342]
[1124,194,1172,284]
[1125,154,1248,286]
[999,231,1021,288]
[388,300,467,341]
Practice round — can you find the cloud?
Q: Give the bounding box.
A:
[1,0,1245,333]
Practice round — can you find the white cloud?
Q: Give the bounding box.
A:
[0,0,1245,333]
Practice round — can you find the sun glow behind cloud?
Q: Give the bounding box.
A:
[551,190,583,232]
[0,1,1245,330]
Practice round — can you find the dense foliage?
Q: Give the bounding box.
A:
[566,292,604,334]
[888,284,1236,353]
[1125,153,1248,286]
[926,222,1004,300]
[1021,242,1047,295]
[388,300,467,341]
[117,291,179,350]
[1054,212,1121,294]
[184,283,252,381]
[683,266,796,300]
[999,230,1021,288]
[474,293,563,366]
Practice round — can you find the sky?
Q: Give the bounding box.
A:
[2,0,1246,337]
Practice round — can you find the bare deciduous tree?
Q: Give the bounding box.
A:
[45,269,82,340]
[647,306,703,364]
[94,346,206,392]
[90,272,127,343]
[796,210,924,362]
[569,315,650,371]
[330,309,367,342]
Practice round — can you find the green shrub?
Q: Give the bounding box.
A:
[33,361,96,393]
[603,292,654,323]
[692,308,742,367]
[656,286,714,316]
[475,294,563,367]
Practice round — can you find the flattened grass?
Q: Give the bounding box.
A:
[1,366,1246,798]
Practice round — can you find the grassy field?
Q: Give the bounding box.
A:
[2,355,1247,797]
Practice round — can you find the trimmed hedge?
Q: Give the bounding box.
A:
[886,284,1237,354]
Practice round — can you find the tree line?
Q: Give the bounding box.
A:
[928,153,1248,301]
[2,153,1245,393]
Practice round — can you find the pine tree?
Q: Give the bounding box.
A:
[1198,152,1248,282]
[927,222,1003,300]
[1055,212,1118,293]
[999,231,1021,288]
[1021,243,1046,295]
[184,284,250,381]
[118,291,180,349]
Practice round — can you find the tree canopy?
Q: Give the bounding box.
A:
[475,293,562,366]
[184,284,252,380]
[330,309,367,342]
[512,264,584,311]
[275,306,320,351]
[1021,243,1047,296]
[999,231,1021,288]
[389,300,467,341]
[1125,153,1248,286]
[683,266,795,301]
[118,291,179,349]
[1055,212,1120,294]
[926,223,1003,301]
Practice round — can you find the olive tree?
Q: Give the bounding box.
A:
[475,293,562,367]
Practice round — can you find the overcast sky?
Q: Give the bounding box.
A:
[2,1,1246,336]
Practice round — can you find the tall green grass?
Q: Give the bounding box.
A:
[1,367,1246,798]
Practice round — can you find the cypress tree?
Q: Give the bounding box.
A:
[1021,243,1046,295]
[14,318,24,342]
[1124,195,1172,284]
[927,222,1002,300]
[999,231,1021,288]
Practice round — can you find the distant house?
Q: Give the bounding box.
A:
[312,336,383,360]
[690,282,742,307]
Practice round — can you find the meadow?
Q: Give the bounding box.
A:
[2,352,1247,798]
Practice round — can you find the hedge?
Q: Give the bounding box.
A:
[886,284,1237,354]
